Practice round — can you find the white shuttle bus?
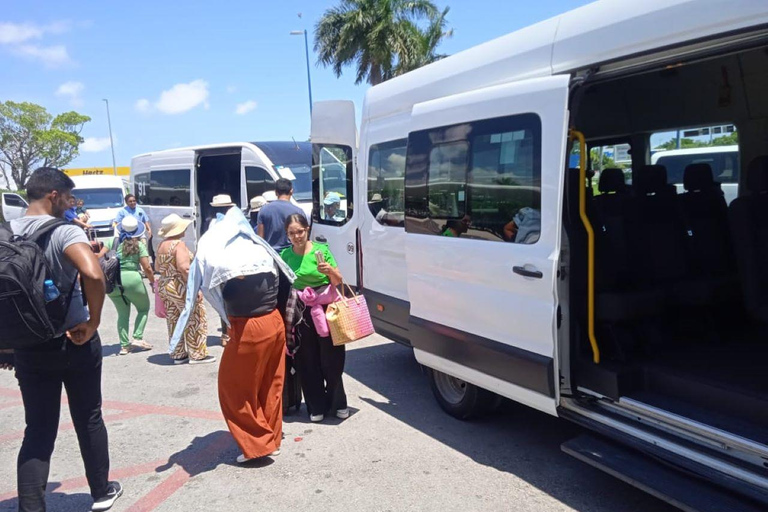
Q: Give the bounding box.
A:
[130,141,322,251]
[311,0,768,509]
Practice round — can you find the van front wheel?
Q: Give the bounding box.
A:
[428,368,494,420]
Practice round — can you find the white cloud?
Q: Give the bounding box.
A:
[0,22,43,45]
[81,136,113,153]
[13,44,71,67]
[55,81,84,107]
[135,98,151,113]
[154,80,209,114]
[235,100,257,115]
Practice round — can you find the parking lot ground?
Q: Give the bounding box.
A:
[0,298,676,512]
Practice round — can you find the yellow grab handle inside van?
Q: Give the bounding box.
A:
[570,129,600,364]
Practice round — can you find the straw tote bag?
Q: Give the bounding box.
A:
[326,281,375,346]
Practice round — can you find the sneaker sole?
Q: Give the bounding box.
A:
[91,486,123,511]
[189,358,217,365]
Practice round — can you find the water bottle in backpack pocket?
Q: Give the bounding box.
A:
[0,219,78,349]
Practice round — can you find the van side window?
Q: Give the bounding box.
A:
[245,166,275,201]
[4,194,27,208]
[134,169,191,207]
[405,113,541,244]
[368,139,407,227]
[134,172,151,205]
[312,144,353,225]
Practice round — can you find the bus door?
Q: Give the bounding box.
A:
[133,150,196,251]
[310,101,359,287]
[403,75,571,415]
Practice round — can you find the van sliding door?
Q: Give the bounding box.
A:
[404,75,570,415]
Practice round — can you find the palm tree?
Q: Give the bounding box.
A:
[396,6,453,74]
[314,0,451,86]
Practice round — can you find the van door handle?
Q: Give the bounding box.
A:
[513,266,543,279]
[182,214,192,218]
[315,235,327,243]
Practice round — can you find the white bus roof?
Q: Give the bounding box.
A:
[364,0,768,122]
[652,145,739,160]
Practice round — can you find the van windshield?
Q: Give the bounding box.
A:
[73,188,124,209]
[251,141,312,202]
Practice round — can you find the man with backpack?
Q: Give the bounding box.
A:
[0,168,123,511]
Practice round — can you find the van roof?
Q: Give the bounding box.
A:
[364,0,768,122]
[70,175,126,189]
[131,141,311,166]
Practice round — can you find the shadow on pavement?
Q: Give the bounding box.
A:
[156,430,241,475]
[344,341,675,512]
[0,487,91,511]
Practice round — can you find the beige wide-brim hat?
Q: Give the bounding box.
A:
[210,194,235,207]
[157,213,192,238]
[249,195,267,212]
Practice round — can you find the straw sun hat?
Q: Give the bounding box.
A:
[157,213,192,238]
[210,194,235,207]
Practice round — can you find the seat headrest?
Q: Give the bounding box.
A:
[598,168,626,193]
[635,165,668,195]
[746,156,768,194]
[683,163,715,192]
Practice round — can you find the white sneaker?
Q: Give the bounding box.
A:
[336,408,350,419]
[310,414,324,422]
[236,450,280,464]
[91,481,123,511]
[189,355,217,365]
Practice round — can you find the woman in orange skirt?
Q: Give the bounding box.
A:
[172,206,296,463]
[218,272,286,462]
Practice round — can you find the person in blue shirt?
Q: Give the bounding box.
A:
[113,194,150,235]
[256,179,307,251]
[114,193,153,265]
[64,196,91,230]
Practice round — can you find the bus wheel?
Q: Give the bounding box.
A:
[428,368,493,420]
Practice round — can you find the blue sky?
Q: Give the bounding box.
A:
[1,0,593,170]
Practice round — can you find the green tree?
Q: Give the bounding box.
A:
[0,101,90,189]
[314,0,451,86]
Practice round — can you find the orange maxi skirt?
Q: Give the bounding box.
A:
[218,309,285,459]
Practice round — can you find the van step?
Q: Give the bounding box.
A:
[562,434,766,512]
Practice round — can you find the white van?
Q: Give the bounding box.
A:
[652,145,740,204]
[70,175,127,241]
[311,0,768,508]
[1,192,28,221]
[130,141,326,251]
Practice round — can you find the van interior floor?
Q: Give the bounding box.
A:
[578,327,768,446]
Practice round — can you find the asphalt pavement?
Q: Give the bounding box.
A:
[0,291,677,512]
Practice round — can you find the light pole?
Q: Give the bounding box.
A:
[102,98,117,176]
[290,29,313,116]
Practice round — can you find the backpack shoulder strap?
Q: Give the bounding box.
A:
[0,222,13,241]
[27,218,68,246]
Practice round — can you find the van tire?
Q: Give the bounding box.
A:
[427,368,494,420]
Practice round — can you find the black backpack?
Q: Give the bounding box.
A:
[0,219,79,349]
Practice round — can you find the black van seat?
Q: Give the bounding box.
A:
[729,156,768,323]
[592,168,665,321]
[672,163,737,306]
[628,165,687,288]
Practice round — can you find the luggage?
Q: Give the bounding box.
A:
[283,353,302,414]
[0,219,78,349]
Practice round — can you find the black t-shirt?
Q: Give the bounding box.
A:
[222,271,278,318]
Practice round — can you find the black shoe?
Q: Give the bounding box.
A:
[92,481,123,511]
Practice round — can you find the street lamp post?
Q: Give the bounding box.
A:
[102,99,117,176]
[290,29,313,116]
